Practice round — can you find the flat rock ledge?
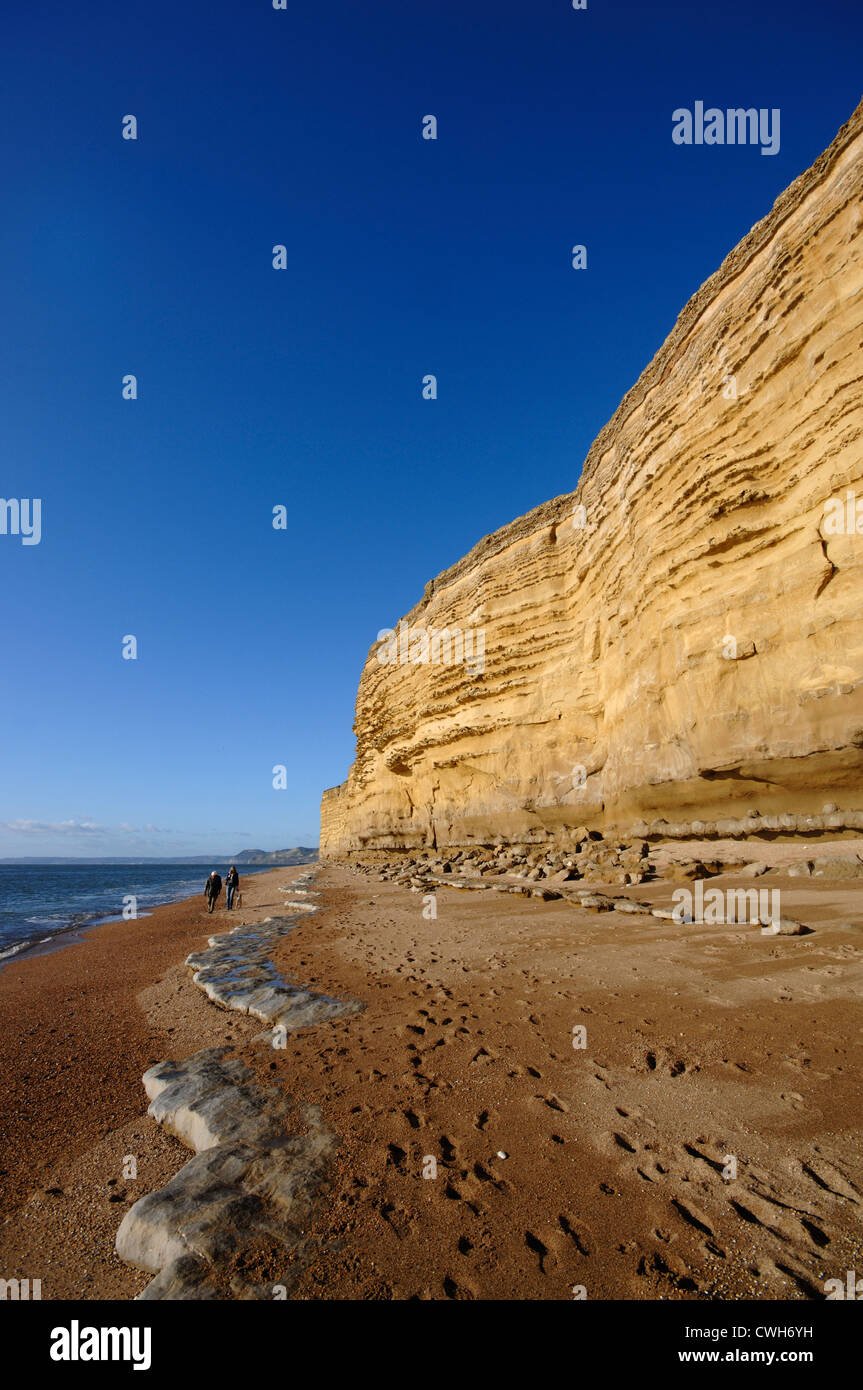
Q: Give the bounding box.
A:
[631,810,863,840]
[401,875,815,934]
[186,874,361,1031]
[116,1048,336,1299]
[116,874,363,1298]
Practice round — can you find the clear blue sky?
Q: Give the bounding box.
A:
[1,0,860,858]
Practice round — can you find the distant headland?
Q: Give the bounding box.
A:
[0,847,319,866]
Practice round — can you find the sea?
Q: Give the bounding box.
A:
[0,862,273,965]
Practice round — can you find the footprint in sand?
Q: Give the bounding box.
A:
[683,1139,734,1175]
[525,1230,555,1274]
[442,1273,477,1299]
[376,1199,414,1240]
[470,1046,496,1066]
[386,1143,408,1173]
[636,1159,670,1183]
[756,1256,824,1300]
[635,1249,699,1295]
[800,1155,859,1203]
[639,1047,693,1077]
[439,1134,458,1164]
[728,1190,811,1247]
[671,1197,715,1238]
[534,1093,569,1113]
[558,1213,592,1256]
[612,1132,639,1154]
[779,1091,806,1111]
[472,1161,505,1190]
[616,1104,658,1129]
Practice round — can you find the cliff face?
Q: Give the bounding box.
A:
[322,100,863,858]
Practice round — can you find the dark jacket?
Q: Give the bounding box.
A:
[205,874,222,898]
[226,868,239,889]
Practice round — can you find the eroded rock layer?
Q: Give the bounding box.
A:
[322,100,863,858]
[116,877,362,1298]
[115,1049,336,1299]
[186,909,360,1033]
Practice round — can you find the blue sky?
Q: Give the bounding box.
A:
[1,0,860,858]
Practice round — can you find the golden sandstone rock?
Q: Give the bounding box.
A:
[321,99,863,858]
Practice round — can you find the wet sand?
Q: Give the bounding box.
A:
[1,851,862,1300]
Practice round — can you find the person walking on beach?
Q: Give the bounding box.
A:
[205,870,222,913]
[225,865,239,911]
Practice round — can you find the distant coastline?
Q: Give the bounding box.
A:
[0,855,316,965]
[0,847,319,866]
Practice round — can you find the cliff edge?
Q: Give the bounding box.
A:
[322,99,863,857]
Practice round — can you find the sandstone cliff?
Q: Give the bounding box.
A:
[322,100,863,857]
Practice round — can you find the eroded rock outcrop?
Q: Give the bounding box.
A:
[322,100,863,857]
[116,876,362,1298]
[116,1049,336,1299]
[186,910,360,1033]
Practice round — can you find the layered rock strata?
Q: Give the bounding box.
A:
[322,99,863,858]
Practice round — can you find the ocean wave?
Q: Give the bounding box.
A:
[0,935,52,962]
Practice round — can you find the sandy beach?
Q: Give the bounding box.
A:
[0,867,304,1298]
[1,846,862,1301]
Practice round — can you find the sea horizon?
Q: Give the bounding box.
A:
[0,861,279,964]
